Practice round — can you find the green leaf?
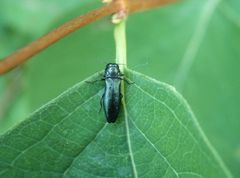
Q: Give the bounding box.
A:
[0,70,231,178]
[1,0,238,176]
[126,1,240,176]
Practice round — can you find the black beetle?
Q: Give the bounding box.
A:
[101,63,123,123]
[87,63,132,123]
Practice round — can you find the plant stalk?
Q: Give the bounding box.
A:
[113,16,138,177]
[114,20,127,72]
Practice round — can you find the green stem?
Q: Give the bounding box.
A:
[114,17,138,176]
[114,20,127,72]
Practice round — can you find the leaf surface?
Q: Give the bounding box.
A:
[0,70,231,178]
[127,0,240,176]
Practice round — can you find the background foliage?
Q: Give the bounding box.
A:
[0,0,239,177]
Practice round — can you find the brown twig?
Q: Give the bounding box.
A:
[0,0,178,75]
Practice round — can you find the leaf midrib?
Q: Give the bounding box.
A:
[123,96,138,178]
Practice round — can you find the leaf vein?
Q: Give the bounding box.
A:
[62,123,107,177]
[130,118,179,178]
[132,83,213,163]
[9,92,100,168]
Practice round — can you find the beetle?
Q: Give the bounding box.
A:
[101,63,123,123]
[87,63,132,123]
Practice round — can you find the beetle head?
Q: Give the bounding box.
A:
[105,63,121,77]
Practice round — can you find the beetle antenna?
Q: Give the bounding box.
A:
[130,61,149,70]
[116,63,126,66]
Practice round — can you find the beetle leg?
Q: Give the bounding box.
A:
[123,78,134,85]
[86,78,105,84]
[86,72,105,83]
[85,80,98,84]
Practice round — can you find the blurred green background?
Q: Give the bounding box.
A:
[0,0,239,177]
